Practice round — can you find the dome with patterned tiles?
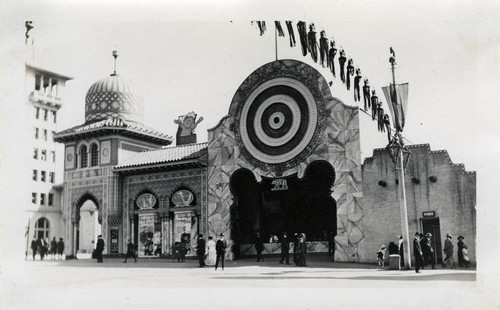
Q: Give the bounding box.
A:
[85,74,144,124]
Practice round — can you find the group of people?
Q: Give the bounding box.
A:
[254,231,308,266]
[413,232,470,273]
[196,233,227,270]
[378,233,471,272]
[30,236,64,260]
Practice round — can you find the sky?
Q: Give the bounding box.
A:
[1,0,500,308]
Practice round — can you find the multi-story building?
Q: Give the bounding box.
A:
[25,64,72,258]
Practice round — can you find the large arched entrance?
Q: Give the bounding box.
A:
[230,161,336,254]
[75,194,101,257]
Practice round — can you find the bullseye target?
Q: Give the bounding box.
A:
[239,77,318,164]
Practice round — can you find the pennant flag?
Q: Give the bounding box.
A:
[382,83,409,132]
[275,21,285,37]
[25,21,33,44]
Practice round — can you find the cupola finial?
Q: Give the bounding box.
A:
[112,50,118,76]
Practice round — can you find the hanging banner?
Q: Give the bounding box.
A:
[382,83,409,132]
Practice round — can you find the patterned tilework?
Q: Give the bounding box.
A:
[208,59,364,261]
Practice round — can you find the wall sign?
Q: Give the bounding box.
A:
[136,193,157,210]
[172,190,194,207]
[271,179,288,191]
[422,211,436,217]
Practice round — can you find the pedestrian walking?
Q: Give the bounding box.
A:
[413,232,424,273]
[31,239,38,260]
[254,232,264,262]
[123,239,137,263]
[457,235,466,267]
[442,234,455,268]
[376,245,386,267]
[196,234,206,267]
[421,233,436,269]
[279,232,290,264]
[215,233,227,270]
[95,235,105,263]
[57,238,64,260]
[205,236,216,266]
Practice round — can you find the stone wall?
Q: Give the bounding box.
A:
[361,144,476,264]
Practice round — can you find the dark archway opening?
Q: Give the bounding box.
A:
[230,161,337,254]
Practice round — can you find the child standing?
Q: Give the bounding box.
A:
[377,245,386,267]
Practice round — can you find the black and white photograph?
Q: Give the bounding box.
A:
[0,0,499,309]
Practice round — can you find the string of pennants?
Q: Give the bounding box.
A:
[251,21,393,141]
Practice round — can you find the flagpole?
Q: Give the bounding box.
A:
[275,24,278,61]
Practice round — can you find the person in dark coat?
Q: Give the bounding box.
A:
[123,239,137,263]
[327,231,336,261]
[457,235,465,267]
[196,234,206,267]
[95,235,105,263]
[31,239,38,260]
[293,233,299,264]
[279,232,290,264]
[254,232,264,262]
[57,238,64,260]
[420,233,436,269]
[443,234,455,268]
[36,237,45,260]
[413,232,424,273]
[215,233,227,271]
[50,237,57,260]
[296,233,307,266]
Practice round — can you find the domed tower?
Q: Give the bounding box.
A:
[54,51,172,258]
[84,74,143,124]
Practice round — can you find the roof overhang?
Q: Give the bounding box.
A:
[54,126,173,145]
[114,158,206,174]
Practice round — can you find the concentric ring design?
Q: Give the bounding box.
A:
[239,77,318,164]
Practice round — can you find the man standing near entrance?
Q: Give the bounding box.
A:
[279,232,290,264]
[413,232,424,273]
[95,235,105,263]
[215,233,227,270]
[196,234,206,267]
[443,234,455,268]
[420,233,435,269]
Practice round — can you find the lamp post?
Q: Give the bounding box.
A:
[382,48,411,269]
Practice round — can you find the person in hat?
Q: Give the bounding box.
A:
[398,235,405,268]
[442,234,455,268]
[413,232,424,273]
[215,233,227,270]
[196,234,206,267]
[420,232,436,269]
[376,245,386,267]
[254,232,264,262]
[457,235,467,267]
[95,235,105,263]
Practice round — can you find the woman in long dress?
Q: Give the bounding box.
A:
[205,236,216,266]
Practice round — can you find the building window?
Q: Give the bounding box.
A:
[35,74,41,91]
[80,145,88,168]
[40,193,46,205]
[32,193,37,204]
[49,172,55,183]
[48,194,54,206]
[52,111,57,123]
[41,171,46,182]
[33,148,38,159]
[35,107,40,119]
[35,218,50,240]
[35,127,39,139]
[41,150,47,161]
[51,150,56,162]
[43,129,48,141]
[44,109,48,121]
[33,170,38,181]
[90,143,99,167]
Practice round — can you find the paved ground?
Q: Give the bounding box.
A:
[2,255,496,310]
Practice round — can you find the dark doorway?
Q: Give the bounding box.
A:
[230,161,336,248]
[421,218,443,264]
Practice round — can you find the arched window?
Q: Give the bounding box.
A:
[80,145,88,168]
[90,143,99,167]
[35,217,50,240]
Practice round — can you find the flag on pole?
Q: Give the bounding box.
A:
[25,21,33,44]
[382,83,409,132]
